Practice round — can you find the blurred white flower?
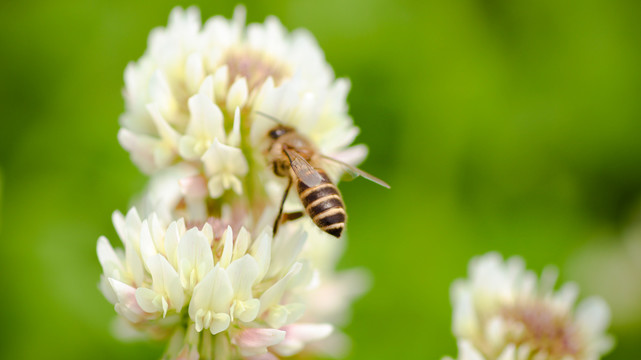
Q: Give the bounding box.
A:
[446,252,614,360]
[118,5,365,201]
[97,207,333,359]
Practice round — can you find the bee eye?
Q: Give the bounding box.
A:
[269,128,287,139]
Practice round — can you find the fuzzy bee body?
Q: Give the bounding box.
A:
[262,116,389,238]
[297,168,346,238]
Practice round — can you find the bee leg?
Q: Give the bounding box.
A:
[273,177,293,236]
[282,211,304,222]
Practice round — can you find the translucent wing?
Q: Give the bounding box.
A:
[321,155,390,189]
[284,148,324,187]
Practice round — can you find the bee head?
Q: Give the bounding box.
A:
[268,125,293,140]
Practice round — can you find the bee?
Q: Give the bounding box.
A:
[258,112,390,238]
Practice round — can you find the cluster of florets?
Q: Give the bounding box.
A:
[443,253,614,360]
[97,6,369,359]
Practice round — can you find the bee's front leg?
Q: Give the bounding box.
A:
[273,177,293,236]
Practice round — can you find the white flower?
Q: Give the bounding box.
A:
[97,207,332,359]
[118,5,365,201]
[201,138,248,197]
[446,252,614,360]
[100,5,373,359]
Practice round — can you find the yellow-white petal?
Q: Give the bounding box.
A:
[178,228,214,290]
[226,77,248,114]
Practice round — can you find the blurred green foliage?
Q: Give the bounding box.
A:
[1,0,641,359]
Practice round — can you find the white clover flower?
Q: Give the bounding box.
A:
[118,5,366,202]
[445,252,614,360]
[100,6,374,359]
[98,208,334,359]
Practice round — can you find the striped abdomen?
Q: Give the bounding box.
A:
[297,169,346,238]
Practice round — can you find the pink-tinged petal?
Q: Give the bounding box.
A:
[271,323,333,357]
[108,278,146,322]
[179,175,208,198]
[232,328,285,356]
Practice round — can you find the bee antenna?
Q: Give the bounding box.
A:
[255,111,284,124]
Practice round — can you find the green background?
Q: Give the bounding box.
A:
[1,0,641,359]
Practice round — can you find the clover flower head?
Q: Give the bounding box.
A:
[99,6,371,359]
[98,208,337,358]
[444,252,614,360]
[118,5,366,203]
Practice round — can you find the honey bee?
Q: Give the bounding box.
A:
[258,112,390,238]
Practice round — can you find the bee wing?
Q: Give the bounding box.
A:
[284,148,324,187]
[321,155,390,189]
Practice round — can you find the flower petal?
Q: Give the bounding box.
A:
[226,77,247,113]
[249,228,272,283]
[97,236,124,279]
[212,65,228,103]
[178,228,214,290]
[271,323,333,357]
[218,226,234,268]
[231,227,250,261]
[227,255,259,300]
[259,262,302,315]
[232,328,285,356]
[185,52,204,93]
